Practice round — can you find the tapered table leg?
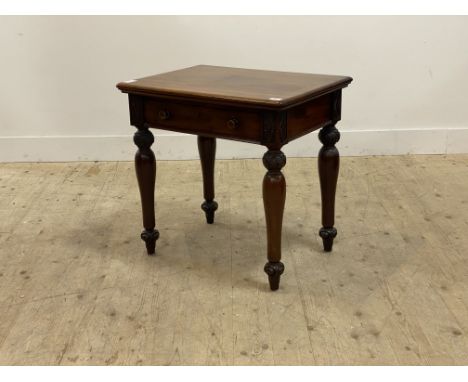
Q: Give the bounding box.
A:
[197,136,218,224]
[262,149,286,291]
[134,125,159,254]
[318,124,340,252]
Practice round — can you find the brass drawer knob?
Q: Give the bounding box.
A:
[158,110,171,121]
[227,118,239,130]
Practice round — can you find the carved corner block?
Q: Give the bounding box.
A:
[129,94,146,128]
[261,111,287,147]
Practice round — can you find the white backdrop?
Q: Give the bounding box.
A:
[1,16,467,161]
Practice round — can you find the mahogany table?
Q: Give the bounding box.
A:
[117,65,352,291]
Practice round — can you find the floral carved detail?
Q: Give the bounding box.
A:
[264,261,285,276]
[318,124,340,147]
[133,126,154,150]
[141,229,160,242]
[319,227,337,239]
[262,112,276,144]
[262,150,286,172]
[129,94,145,128]
[261,111,287,145]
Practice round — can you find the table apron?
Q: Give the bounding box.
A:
[128,91,341,146]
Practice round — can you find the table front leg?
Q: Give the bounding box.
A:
[318,123,340,252]
[262,149,286,291]
[197,136,218,224]
[134,125,159,254]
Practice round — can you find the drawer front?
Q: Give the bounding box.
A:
[143,98,263,143]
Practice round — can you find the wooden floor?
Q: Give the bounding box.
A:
[0,155,467,365]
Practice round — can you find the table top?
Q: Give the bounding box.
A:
[117,65,352,108]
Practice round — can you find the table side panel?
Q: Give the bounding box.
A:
[286,91,339,142]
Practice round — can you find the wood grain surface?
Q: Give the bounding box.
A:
[117,65,352,107]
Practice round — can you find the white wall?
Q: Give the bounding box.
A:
[1,16,467,161]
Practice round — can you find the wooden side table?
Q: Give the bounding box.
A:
[117,65,352,290]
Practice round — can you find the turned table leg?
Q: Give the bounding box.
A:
[318,124,340,252]
[134,125,159,254]
[262,149,286,290]
[197,136,218,224]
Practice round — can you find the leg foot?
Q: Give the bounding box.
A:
[134,126,159,255]
[198,136,218,224]
[201,200,218,224]
[264,261,285,291]
[262,149,286,291]
[319,227,337,252]
[141,228,160,255]
[318,124,340,252]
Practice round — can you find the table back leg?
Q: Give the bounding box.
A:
[134,125,159,254]
[318,123,340,252]
[198,136,218,224]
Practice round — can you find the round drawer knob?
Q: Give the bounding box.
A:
[158,110,171,121]
[227,118,239,130]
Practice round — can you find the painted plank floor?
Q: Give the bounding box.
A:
[0,155,467,365]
